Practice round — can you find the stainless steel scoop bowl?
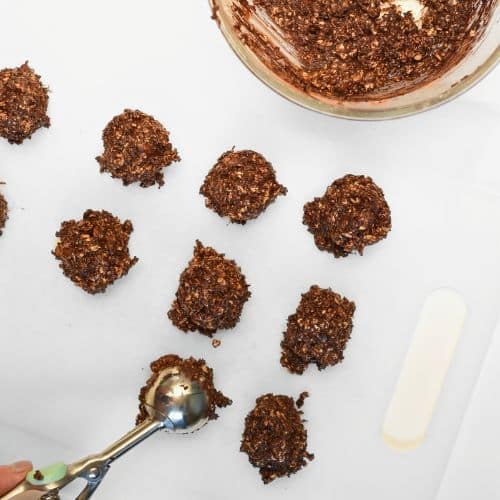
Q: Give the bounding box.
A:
[1,366,210,500]
[144,366,210,432]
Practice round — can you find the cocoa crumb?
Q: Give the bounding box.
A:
[296,391,309,409]
[33,470,44,481]
[212,339,222,348]
[53,209,138,294]
[0,62,50,144]
[96,109,180,188]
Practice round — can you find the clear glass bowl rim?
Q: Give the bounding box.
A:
[210,0,500,120]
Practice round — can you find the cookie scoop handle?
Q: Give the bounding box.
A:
[0,419,162,500]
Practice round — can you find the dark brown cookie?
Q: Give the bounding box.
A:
[303,174,391,257]
[0,62,50,144]
[136,354,232,426]
[168,240,250,336]
[96,109,180,188]
[0,191,7,236]
[200,149,287,224]
[281,285,355,374]
[53,209,138,294]
[241,393,314,484]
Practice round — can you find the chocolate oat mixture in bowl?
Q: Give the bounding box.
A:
[210,0,499,119]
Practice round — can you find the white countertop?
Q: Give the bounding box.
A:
[0,2,499,499]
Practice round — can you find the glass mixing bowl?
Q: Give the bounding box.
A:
[210,0,500,120]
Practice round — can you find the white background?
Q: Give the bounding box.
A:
[0,2,499,499]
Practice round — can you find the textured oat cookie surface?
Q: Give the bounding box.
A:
[241,393,314,483]
[281,285,356,374]
[96,109,180,188]
[200,149,287,224]
[0,62,50,144]
[168,240,250,336]
[303,174,391,258]
[53,209,138,294]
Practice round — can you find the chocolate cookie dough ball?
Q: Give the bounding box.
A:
[0,62,50,144]
[241,393,314,484]
[200,149,287,224]
[281,285,355,374]
[168,241,250,336]
[53,209,138,294]
[303,174,391,257]
[0,192,7,236]
[96,109,180,188]
[136,354,232,425]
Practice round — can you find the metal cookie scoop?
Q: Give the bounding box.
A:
[1,366,209,500]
